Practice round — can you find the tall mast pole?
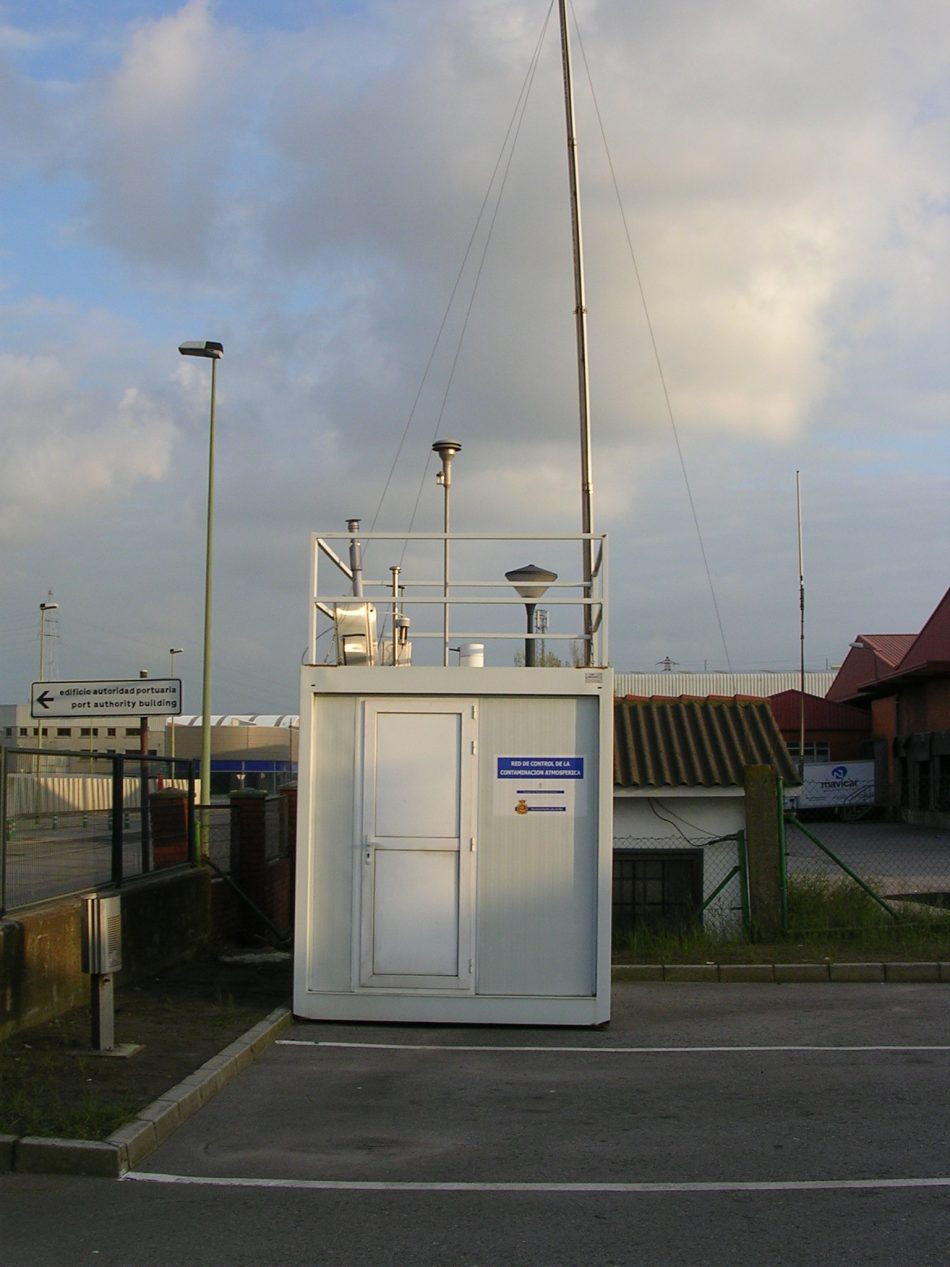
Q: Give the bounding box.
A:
[558,0,595,666]
[797,470,806,778]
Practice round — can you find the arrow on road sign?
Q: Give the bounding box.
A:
[36,690,54,710]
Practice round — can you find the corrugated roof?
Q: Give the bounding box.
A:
[614,671,834,699]
[614,696,799,789]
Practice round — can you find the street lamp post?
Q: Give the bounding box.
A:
[505,564,558,667]
[168,647,183,763]
[178,340,223,854]
[35,600,58,810]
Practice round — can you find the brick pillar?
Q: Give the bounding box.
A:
[744,764,783,938]
[149,788,189,868]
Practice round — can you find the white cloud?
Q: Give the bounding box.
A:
[0,302,176,549]
[75,0,247,273]
[1,1,949,706]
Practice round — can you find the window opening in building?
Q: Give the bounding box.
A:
[786,741,831,761]
[937,756,950,812]
[917,760,932,811]
[612,849,703,937]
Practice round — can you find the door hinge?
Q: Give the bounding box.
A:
[469,837,476,852]
[471,738,477,755]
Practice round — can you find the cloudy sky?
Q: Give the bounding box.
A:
[1,0,948,713]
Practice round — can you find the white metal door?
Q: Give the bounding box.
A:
[359,699,475,989]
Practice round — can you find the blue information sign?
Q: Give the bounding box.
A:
[497,757,584,779]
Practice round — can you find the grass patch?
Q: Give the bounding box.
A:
[0,955,291,1141]
[613,875,950,965]
[0,994,267,1140]
[0,1050,143,1139]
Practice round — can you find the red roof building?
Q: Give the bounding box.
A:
[767,689,871,764]
[826,635,915,705]
[824,587,950,824]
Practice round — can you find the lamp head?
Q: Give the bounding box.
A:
[432,439,461,488]
[179,340,224,359]
[505,563,558,601]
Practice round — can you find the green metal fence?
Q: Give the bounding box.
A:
[781,807,950,932]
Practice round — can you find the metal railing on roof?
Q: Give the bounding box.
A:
[307,530,607,669]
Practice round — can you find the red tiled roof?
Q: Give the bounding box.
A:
[826,636,914,703]
[890,587,950,677]
[864,634,918,666]
[828,587,950,701]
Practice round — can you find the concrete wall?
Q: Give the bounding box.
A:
[5,774,147,816]
[0,868,210,1042]
[613,792,744,842]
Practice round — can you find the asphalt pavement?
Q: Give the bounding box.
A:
[2,981,948,1266]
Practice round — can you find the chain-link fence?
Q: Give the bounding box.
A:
[613,834,747,939]
[788,767,877,822]
[783,813,950,926]
[203,804,233,876]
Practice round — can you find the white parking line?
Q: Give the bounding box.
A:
[278,1040,950,1054]
[124,1173,950,1193]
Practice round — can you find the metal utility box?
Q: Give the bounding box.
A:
[294,666,613,1025]
[81,893,122,975]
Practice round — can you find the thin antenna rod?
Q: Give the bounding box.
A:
[558,0,594,666]
[797,470,805,777]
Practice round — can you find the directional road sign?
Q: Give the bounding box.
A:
[31,679,182,719]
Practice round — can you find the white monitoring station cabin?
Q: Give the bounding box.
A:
[294,523,613,1025]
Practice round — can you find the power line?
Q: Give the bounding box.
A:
[572,7,733,672]
[369,2,557,545]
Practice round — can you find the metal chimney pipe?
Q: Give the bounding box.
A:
[347,518,364,597]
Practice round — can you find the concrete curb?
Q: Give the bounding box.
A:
[611,962,950,983]
[4,1005,292,1179]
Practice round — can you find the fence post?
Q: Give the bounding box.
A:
[0,745,7,917]
[736,830,751,935]
[279,781,297,857]
[230,789,270,942]
[185,761,198,865]
[743,764,783,939]
[111,754,125,887]
[777,777,789,931]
